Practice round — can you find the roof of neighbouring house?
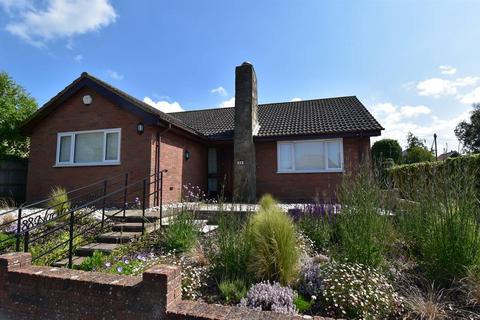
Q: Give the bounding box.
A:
[22,72,383,140]
[169,96,384,139]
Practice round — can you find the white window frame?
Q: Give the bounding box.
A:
[55,128,121,167]
[276,138,344,173]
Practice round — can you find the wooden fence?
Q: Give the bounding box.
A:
[0,158,28,204]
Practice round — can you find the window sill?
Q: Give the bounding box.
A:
[276,169,344,174]
[54,162,121,168]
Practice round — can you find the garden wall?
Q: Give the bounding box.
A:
[0,252,329,320]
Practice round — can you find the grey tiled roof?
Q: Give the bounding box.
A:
[170,96,383,139]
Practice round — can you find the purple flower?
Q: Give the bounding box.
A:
[240,281,297,315]
[116,266,123,273]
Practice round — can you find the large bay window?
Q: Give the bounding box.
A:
[277,139,343,173]
[56,128,121,166]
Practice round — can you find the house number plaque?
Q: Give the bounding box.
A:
[236,160,245,165]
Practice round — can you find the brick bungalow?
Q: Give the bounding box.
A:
[21,62,383,204]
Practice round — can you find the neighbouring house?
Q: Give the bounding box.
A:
[21,62,383,204]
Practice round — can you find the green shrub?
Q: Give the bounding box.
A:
[47,186,70,220]
[397,165,480,285]
[29,231,84,266]
[219,279,247,303]
[297,216,333,253]
[74,250,106,271]
[371,138,403,164]
[109,258,145,275]
[0,233,15,252]
[246,194,299,285]
[336,165,393,268]
[390,153,480,200]
[293,295,314,314]
[208,212,250,284]
[164,212,198,252]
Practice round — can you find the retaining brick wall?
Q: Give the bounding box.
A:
[0,253,329,320]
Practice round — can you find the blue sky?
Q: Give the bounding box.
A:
[1,0,480,151]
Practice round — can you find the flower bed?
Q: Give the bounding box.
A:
[16,165,480,319]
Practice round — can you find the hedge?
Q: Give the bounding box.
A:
[389,154,480,199]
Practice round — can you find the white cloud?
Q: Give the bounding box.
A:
[370,102,467,149]
[372,103,431,128]
[291,97,302,102]
[219,97,235,108]
[439,65,457,75]
[0,0,32,14]
[210,86,227,96]
[144,97,185,113]
[416,77,479,98]
[2,0,117,47]
[106,70,123,80]
[459,87,480,105]
[73,54,83,62]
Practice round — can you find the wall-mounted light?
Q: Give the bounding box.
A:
[185,150,190,161]
[82,94,93,105]
[137,122,144,135]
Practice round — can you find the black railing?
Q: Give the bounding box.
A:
[0,169,167,268]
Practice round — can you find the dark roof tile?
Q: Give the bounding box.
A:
[170,96,383,139]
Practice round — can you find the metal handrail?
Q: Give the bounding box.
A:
[21,172,128,209]
[1,169,167,269]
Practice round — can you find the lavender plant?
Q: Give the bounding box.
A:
[240,281,297,315]
[297,257,324,298]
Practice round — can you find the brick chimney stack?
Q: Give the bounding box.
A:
[233,62,258,203]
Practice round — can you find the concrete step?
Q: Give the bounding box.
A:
[109,215,160,223]
[96,231,142,244]
[112,222,158,233]
[201,225,218,234]
[52,256,88,267]
[162,219,208,227]
[76,243,122,257]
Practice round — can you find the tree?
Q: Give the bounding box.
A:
[455,104,480,153]
[371,139,402,164]
[406,132,426,149]
[404,146,434,164]
[403,132,434,164]
[0,71,37,158]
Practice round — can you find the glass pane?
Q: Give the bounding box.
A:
[208,178,218,193]
[295,142,325,170]
[105,132,119,161]
[208,148,217,174]
[74,132,103,163]
[279,144,293,170]
[59,136,71,162]
[327,141,341,169]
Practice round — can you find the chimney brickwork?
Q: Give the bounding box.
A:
[233,62,258,203]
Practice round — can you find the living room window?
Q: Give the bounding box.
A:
[277,138,343,173]
[56,128,121,166]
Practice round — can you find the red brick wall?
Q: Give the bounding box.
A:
[26,88,154,203]
[0,253,331,320]
[158,131,207,203]
[255,137,371,202]
[25,87,208,206]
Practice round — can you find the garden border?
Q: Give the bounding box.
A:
[0,252,331,319]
